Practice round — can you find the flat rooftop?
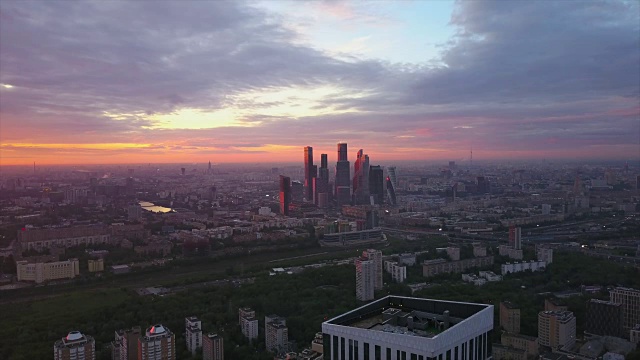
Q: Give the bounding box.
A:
[325,296,491,339]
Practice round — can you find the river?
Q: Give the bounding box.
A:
[138,201,173,213]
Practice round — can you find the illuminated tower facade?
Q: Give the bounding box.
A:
[352,149,370,205]
[279,175,291,216]
[335,142,351,207]
[304,146,315,202]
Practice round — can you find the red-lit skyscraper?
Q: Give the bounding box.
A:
[352,149,370,205]
[279,175,291,216]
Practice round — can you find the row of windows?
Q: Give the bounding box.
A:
[324,332,490,360]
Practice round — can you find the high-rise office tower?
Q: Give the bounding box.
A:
[355,256,375,301]
[335,142,351,207]
[315,153,330,208]
[352,149,370,205]
[369,165,384,205]
[138,325,175,360]
[386,176,397,205]
[185,317,202,355]
[304,146,315,202]
[291,180,304,202]
[54,331,95,360]
[202,333,224,360]
[279,176,291,216]
[387,166,398,191]
[610,287,640,334]
[363,249,383,290]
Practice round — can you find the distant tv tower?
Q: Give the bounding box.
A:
[470,146,473,168]
[33,161,35,174]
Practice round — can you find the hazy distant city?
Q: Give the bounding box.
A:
[1,0,639,360]
[1,146,639,359]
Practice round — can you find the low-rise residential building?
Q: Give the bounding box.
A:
[423,256,494,277]
[462,273,487,286]
[501,261,546,275]
[398,253,416,266]
[478,271,502,282]
[473,244,487,257]
[384,260,407,283]
[19,225,112,250]
[17,258,80,283]
[88,258,104,272]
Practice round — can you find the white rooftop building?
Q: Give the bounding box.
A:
[322,295,493,360]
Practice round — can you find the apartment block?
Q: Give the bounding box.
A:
[202,333,224,360]
[501,332,538,357]
[363,249,383,290]
[185,317,202,355]
[422,256,494,277]
[536,248,553,264]
[54,331,95,360]
[138,324,175,360]
[538,311,576,350]
[356,256,375,301]
[265,315,288,353]
[18,225,111,250]
[501,261,546,275]
[113,326,141,360]
[500,301,520,334]
[384,261,407,283]
[88,258,104,272]
[239,308,259,341]
[544,298,568,312]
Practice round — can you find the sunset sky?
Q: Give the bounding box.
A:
[0,0,638,165]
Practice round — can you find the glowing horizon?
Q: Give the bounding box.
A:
[0,1,638,166]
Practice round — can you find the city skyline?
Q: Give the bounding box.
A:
[1,0,639,165]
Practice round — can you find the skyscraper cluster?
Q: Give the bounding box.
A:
[296,142,392,211]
